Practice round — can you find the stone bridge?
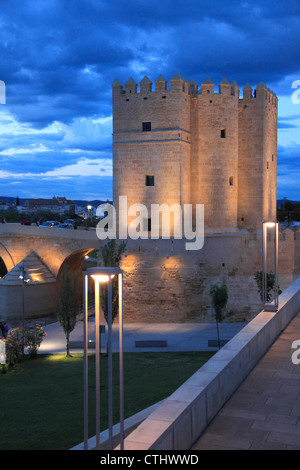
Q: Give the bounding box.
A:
[0,223,100,320]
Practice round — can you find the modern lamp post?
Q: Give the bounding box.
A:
[87,205,92,219]
[83,266,124,451]
[19,266,30,353]
[262,221,279,311]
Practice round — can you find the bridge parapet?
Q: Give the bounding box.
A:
[117,277,300,450]
[0,223,98,241]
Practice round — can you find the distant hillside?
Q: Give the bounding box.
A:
[0,196,112,206]
[73,199,112,206]
[277,199,300,208]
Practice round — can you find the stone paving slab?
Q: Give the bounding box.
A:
[193,312,300,450]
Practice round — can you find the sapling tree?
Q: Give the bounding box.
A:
[209,282,229,350]
[99,239,127,325]
[56,266,80,356]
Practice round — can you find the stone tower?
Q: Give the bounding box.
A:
[112,74,278,234]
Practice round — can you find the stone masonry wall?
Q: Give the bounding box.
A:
[109,229,299,324]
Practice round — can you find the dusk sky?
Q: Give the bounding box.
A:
[0,0,299,201]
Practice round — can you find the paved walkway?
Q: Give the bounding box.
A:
[38,319,247,354]
[193,312,300,450]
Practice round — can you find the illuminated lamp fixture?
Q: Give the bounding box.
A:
[262,221,279,311]
[83,267,124,451]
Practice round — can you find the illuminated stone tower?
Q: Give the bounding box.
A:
[112,74,278,233]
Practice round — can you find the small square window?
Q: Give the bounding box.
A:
[221,129,226,138]
[144,218,151,232]
[142,122,151,131]
[145,175,154,186]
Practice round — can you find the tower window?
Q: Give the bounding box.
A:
[144,218,151,232]
[142,122,151,132]
[221,129,226,138]
[267,161,269,169]
[145,175,154,186]
[229,176,233,186]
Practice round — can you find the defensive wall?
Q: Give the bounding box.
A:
[115,228,300,323]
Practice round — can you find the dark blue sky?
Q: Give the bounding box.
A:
[0,0,299,201]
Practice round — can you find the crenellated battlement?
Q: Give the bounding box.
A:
[112,74,278,108]
[239,81,278,108]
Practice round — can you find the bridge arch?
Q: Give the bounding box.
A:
[56,248,98,306]
[0,224,100,320]
[0,241,15,272]
[0,256,8,279]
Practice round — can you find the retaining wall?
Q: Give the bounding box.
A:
[119,276,300,450]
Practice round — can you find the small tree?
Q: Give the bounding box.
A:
[56,267,80,356]
[209,283,229,350]
[100,240,127,325]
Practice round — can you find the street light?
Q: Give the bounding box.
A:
[262,221,279,311]
[83,266,124,451]
[19,266,30,353]
[87,205,92,219]
[19,266,30,326]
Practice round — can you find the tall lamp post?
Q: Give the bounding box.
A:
[19,266,30,328]
[87,205,92,219]
[83,267,124,451]
[19,266,30,353]
[262,221,279,311]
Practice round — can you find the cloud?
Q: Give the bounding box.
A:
[0,0,299,200]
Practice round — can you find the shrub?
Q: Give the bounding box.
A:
[3,327,25,366]
[24,324,47,357]
[3,325,47,365]
[254,271,282,302]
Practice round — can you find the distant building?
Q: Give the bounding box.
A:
[23,196,76,216]
[0,201,13,210]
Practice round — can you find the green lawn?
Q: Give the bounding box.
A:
[0,351,214,450]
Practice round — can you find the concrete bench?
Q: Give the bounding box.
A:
[207,339,228,347]
[135,340,168,348]
[69,340,95,349]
